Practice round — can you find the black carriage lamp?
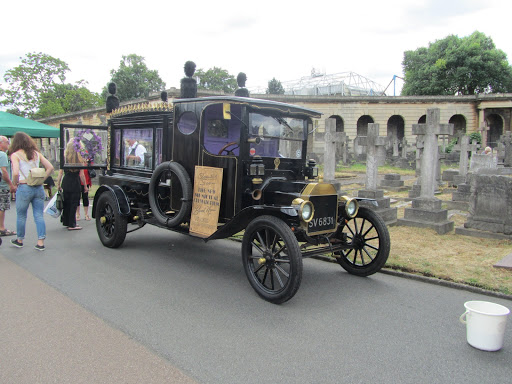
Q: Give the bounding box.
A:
[106,82,120,113]
[306,159,318,179]
[180,60,197,98]
[235,72,250,98]
[249,155,265,177]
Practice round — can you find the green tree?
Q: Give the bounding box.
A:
[36,81,102,118]
[402,31,512,96]
[0,52,70,117]
[196,67,237,93]
[103,54,166,102]
[266,78,285,95]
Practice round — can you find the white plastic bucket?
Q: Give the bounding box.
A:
[459,301,510,351]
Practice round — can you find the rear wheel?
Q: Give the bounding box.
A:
[96,192,127,248]
[242,216,302,304]
[334,207,390,276]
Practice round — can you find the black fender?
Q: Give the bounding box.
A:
[206,205,299,241]
[353,197,378,207]
[92,185,130,218]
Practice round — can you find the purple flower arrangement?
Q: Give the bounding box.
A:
[73,129,103,162]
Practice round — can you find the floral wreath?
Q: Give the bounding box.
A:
[73,129,103,162]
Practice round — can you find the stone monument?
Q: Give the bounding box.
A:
[357,124,397,225]
[452,136,478,185]
[456,173,512,240]
[323,118,345,182]
[398,109,454,234]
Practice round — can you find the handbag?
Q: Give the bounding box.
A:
[89,169,97,178]
[55,191,64,211]
[16,153,46,186]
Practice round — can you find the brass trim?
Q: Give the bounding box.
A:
[301,183,337,196]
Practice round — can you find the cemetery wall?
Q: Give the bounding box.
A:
[37,90,512,161]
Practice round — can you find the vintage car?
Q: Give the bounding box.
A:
[60,95,390,303]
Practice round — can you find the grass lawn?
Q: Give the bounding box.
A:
[324,164,512,295]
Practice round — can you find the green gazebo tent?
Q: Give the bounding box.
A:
[0,111,59,138]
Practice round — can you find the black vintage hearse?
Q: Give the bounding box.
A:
[61,96,390,303]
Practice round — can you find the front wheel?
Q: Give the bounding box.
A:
[95,192,128,248]
[334,207,390,276]
[242,216,302,304]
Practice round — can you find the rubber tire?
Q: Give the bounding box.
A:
[96,192,128,248]
[335,207,390,276]
[242,216,302,304]
[148,161,192,228]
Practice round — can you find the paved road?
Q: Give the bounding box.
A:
[1,205,511,384]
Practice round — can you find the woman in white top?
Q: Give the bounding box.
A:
[9,132,54,251]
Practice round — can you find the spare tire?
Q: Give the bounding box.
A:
[148,161,192,228]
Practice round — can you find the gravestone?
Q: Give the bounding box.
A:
[395,137,411,169]
[357,124,397,225]
[479,123,490,148]
[470,153,498,173]
[323,118,345,182]
[470,140,480,157]
[452,136,478,185]
[408,136,424,198]
[448,138,481,210]
[379,173,407,192]
[500,131,512,167]
[398,109,454,234]
[342,136,351,165]
[442,169,459,187]
[354,136,366,162]
[455,173,512,240]
[392,136,400,158]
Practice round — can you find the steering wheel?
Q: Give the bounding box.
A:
[218,141,239,155]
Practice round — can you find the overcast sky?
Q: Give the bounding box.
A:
[1,0,511,97]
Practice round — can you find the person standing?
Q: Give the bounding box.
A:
[9,132,54,250]
[76,167,91,221]
[0,136,16,236]
[126,138,146,166]
[56,140,88,230]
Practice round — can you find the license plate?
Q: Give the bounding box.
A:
[307,195,338,234]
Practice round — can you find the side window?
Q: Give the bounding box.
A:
[114,130,121,166]
[123,128,153,169]
[155,128,163,167]
[203,104,241,156]
[177,111,197,135]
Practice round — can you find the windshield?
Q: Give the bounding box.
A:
[248,113,306,159]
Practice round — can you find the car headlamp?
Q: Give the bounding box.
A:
[339,196,359,218]
[292,198,314,222]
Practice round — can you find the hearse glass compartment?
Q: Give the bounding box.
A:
[60,124,108,168]
[113,127,163,170]
[248,113,306,159]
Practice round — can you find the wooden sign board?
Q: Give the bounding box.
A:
[189,166,223,238]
